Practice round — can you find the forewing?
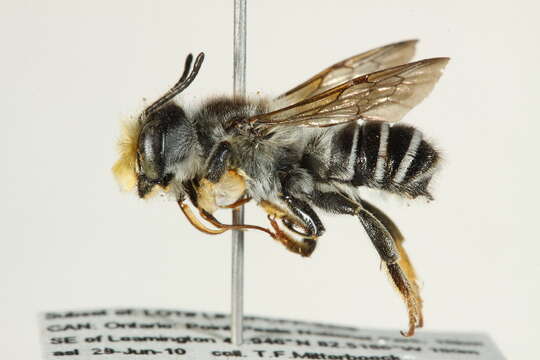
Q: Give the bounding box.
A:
[274,40,418,108]
[251,58,449,130]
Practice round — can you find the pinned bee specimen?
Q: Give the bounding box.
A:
[113,40,448,336]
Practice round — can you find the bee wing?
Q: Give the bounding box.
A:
[274,40,418,109]
[250,58,449,130]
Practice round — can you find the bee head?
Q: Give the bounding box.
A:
[113,52,205,198]
[136,102,195,198]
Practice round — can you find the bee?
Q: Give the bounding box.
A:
[113,40,449,336]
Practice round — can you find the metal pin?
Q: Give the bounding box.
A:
[231,0,246,346]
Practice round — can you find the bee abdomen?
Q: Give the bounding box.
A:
[351,122,440,199]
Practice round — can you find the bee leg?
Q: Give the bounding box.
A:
[177,179,227,235]
[205,141,232,183]
[199,209,277,237]
[177,197,275,237]
[359,199,423,329]
[357,205,423,337]
[182,179,200,207]
[197,204,317,257]
[178,201,227,235]
[179,179,273,237]
[311,190,422,336]
[222,196,252,209]
[259,200,322,257]
[278,166,325,238]
[279,193,326,238]
[268,215,317,257]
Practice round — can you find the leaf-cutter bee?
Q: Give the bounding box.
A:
[113,40,449,336]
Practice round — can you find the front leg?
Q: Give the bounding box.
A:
[205,141,232,183]
[178,179,269,236]
[177,180,227,235]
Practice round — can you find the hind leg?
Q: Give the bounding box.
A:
[311,189,423,336]
[359,199,423,329]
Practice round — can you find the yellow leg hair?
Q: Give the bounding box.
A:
[385,261,423,337]
[395,239,423,329]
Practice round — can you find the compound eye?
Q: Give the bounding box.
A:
[139,155,161,181]
[138,120,165,181]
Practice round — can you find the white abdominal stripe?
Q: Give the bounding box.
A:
[297,121,439,200]
[393,129,422,184]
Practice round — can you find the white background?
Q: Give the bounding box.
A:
[1,0,538,358]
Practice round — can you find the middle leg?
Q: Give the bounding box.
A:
[258,198,323,257]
